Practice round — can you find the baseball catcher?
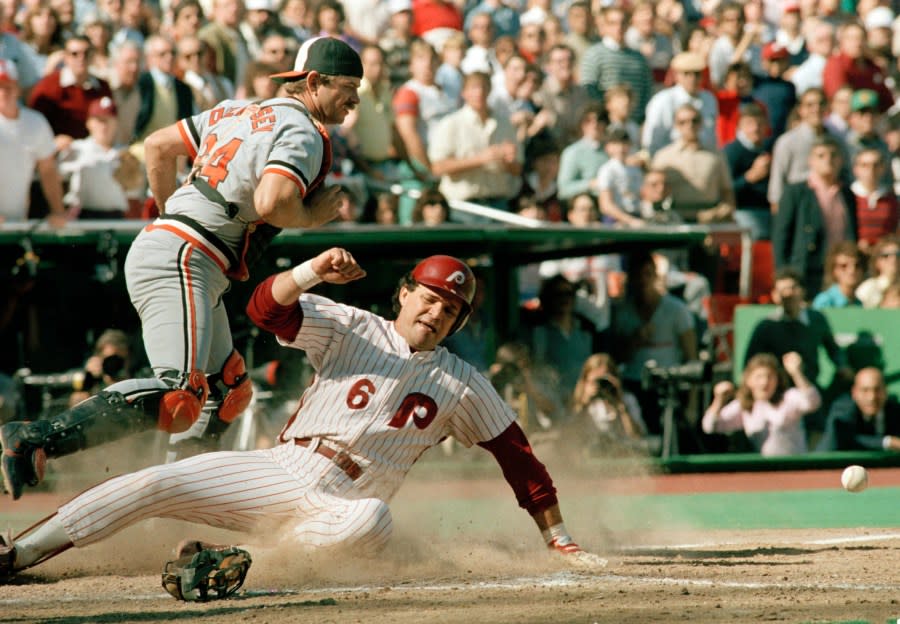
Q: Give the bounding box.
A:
[0,36,364,499]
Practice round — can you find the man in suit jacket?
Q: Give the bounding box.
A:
[818,367,900,451]
[133,35,196,143]
[199,0,248,87]
[772,135,857,296]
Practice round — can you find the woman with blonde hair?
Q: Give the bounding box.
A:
[703,352,820,456]
[572,353,646,448]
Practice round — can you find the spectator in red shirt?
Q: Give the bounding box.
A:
[27,34,112,151]
[822,21,893,113]
[850,147,899,251]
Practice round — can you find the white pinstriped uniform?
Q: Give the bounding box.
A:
[55,294,516,554]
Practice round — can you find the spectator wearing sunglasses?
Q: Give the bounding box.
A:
[27,34,113,149]
[641,51,718,157]
[811,241,864,310]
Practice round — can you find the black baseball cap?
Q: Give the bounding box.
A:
[270,36,363,83]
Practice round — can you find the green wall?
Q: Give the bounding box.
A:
[734,306,900,392]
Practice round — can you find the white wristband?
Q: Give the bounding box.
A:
[291,260,322,291]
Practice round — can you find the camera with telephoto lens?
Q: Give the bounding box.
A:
[640,357,714,392]
[590,375,620,402]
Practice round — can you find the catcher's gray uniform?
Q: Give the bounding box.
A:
[0,98,334,491]
[126,97,334,442]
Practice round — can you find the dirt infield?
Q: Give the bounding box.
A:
[3,457,900,624]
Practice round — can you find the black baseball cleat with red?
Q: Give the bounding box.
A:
[1,422,47,501]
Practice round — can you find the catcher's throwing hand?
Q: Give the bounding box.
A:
[311,247,367,284]
[549,535,609,570]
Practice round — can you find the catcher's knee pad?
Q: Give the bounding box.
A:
[217,351,252,424]
[159,370,209,434]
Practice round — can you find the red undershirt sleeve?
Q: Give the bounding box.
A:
[246,274,304,342]
[477,421,558,515]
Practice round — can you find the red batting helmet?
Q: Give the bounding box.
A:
[411,255,476,335]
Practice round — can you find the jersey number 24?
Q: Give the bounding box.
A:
[198,134,244,189]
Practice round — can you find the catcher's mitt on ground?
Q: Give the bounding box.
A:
[161,544,252,601]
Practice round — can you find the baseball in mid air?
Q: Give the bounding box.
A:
[841,465,868,493]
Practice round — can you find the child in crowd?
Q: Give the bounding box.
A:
[58,97,139,219]
[595,127,645,226]
[811,241,864,309]
[604,84,640,152]
[856,235,900,308]
[702,352,820,456]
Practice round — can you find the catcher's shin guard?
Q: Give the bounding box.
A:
[1,373,207,499]
[166,352,251,460]
[205,350,253,440]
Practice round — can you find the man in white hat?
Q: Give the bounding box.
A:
[641,51,718,156]
[0,58,67,225]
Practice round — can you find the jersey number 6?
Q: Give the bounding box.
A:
[346,380,437,429]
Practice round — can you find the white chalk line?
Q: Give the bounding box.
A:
[2,531,898,607]
[622,531,900,551]
[2,569,897,606]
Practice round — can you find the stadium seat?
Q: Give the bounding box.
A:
[751,240,774,303]
[702,294,751,363]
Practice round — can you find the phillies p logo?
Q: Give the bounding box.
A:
[446,270,467,285]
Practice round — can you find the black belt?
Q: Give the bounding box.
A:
[192,177,240,219]
[294,438,363,480]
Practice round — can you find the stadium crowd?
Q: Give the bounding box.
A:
[2,0,900,459]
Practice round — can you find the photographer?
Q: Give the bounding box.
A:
[571,354,647,455]
[68,329,134,407]
[488,342,565,432]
